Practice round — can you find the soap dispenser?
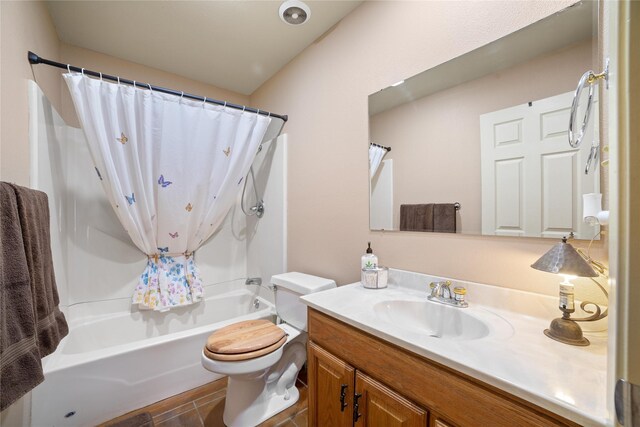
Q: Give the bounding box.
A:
[361,242,378,269]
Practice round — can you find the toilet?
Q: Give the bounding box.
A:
[201,272,336,427]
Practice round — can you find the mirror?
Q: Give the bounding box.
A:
[368,1,601,239]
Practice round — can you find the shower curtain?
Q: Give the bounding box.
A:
[64,74,271,311]
[369,144,387,177]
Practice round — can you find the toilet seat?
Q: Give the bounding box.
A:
[204,319,287,361]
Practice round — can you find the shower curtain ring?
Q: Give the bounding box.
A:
[81,68,85,75]
[133,80,136,88]
[117,76,120,85]
[67,64,71,73]
[242,106,246,112]
[256,109,260,115]
[99,72,103,81]
[223,101,227,108]
[180,91,184,103]
[203,97,207,107]
[148,83,152,91]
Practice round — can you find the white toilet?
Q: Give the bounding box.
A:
[201,272,336,427]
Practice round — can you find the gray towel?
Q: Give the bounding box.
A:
[400,204,434,232]
[433,203,457,233]
[0,183,68,411]
[0,183,44,411]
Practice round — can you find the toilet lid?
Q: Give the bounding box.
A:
[204,319,287,361]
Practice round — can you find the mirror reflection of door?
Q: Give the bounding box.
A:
[480,91,599,239]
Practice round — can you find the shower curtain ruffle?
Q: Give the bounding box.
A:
[64,73,271,311]
[132,254,204,310]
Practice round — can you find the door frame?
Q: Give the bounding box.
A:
[609,0,640,425]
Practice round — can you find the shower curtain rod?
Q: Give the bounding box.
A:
[370,142,391,152]
[28,51,288,122]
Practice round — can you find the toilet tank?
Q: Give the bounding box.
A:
[271,272,336,331]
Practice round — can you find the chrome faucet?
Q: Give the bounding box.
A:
[428,281,468,308]
[245,277,263,287]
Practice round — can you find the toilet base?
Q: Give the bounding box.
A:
[201,326,307,427]
[223,376,300,427]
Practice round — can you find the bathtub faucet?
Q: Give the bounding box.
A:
[245,277,263,287]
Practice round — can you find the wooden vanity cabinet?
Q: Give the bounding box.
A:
[429,413,457,427]
[354,369,427,427]
[430,418,455,427]
[308,343,354,426]
[308,342,427,427]
[307,308,580,427]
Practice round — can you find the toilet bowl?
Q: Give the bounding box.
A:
[201,272,336,427]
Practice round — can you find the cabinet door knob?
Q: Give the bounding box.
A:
[353,392,362,422]
[339,384,348,412]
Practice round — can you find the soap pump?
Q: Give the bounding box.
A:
[361,242,378,269]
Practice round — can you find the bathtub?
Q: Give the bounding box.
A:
[31,286,276,427]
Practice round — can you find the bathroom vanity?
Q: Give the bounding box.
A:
[301,269,608,427]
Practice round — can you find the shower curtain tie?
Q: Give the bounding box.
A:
[149,251,193,263]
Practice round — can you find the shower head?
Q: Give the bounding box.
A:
[279,0,311,26]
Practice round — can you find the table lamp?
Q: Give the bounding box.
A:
[531,236,599,346]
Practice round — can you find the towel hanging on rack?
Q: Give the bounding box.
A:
[0,183,68,411]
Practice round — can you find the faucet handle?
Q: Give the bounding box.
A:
[453,286,467,303]
[429,282,440,296]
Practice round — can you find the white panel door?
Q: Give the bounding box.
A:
[480,91,599,238]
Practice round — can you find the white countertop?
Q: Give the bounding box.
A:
[300,268,609,426]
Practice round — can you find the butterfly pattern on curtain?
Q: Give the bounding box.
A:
[65,74,271,311]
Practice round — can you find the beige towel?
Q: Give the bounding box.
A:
[0,183,68,411]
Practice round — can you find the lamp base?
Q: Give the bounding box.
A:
[544,317,590,346]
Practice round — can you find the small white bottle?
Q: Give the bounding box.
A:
[361,242,378,269]
[559,281,575,312]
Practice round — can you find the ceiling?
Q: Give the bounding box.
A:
[47,1,362,95]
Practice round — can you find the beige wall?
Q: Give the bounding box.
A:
[58,43,250,127]
[0,1,62,186]
[370,40,593,233]
[0,2,59,424]
[251,0,607,302]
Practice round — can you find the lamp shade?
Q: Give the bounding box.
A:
[531,237,598,277]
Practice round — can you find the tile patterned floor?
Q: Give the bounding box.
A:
[102,370,308,427]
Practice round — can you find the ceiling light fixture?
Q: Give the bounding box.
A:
[279,0,311,26]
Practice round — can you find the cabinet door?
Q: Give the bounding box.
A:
[308,342,355,427]
[355,371,427,427]
[430,415,455,427]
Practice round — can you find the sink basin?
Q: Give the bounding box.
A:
[373,300,503,340]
